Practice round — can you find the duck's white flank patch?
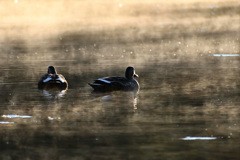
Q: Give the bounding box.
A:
[98,79,111,84]
[43,77,52,83]
[57,77,65,83]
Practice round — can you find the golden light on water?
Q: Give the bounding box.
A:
[2,0,239,38]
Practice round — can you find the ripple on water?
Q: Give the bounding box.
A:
[0,121,15,124]
[1,115,32,118]
[213,54,239,57]
[180,136,217,140]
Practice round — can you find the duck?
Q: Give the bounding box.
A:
[89,66,139,92]
[38,66,68,90]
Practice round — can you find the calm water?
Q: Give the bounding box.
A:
[0,45,239,159]
[0,1,240,158]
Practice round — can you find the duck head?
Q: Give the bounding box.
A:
[125,66,139,80]
[48,66,57,75]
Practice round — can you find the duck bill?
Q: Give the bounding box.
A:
[134,74,139,78]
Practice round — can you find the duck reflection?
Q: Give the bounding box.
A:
[41,89,67,101]
[91,90,139,110]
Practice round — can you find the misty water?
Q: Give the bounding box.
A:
[1,0,240,160]
[1,37,239,160]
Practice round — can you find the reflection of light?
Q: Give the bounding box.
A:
[58,90,67,97]
[15,0,18,4]
[213,54,239,57]
[0,121,14,124]
[48,116,61,120]
[48,117,54,120]
[180,136,216,140]
[133,97,138,110]
[207,6,219,9]
[101,95,112,101]
[42,89,67,100]
[43,90,51,97]
[2,115,32,118]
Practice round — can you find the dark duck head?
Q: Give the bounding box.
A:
[48,66,57,75]
[125,66,139,80]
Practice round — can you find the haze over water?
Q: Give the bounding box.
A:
[0,0,240,159]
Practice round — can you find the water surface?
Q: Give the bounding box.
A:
[0,0,240,160]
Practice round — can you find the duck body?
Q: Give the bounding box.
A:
[38,66,68,90]
[89,66,139,92]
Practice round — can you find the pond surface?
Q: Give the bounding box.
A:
[0,1,240,159]
[0,49,239,160]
